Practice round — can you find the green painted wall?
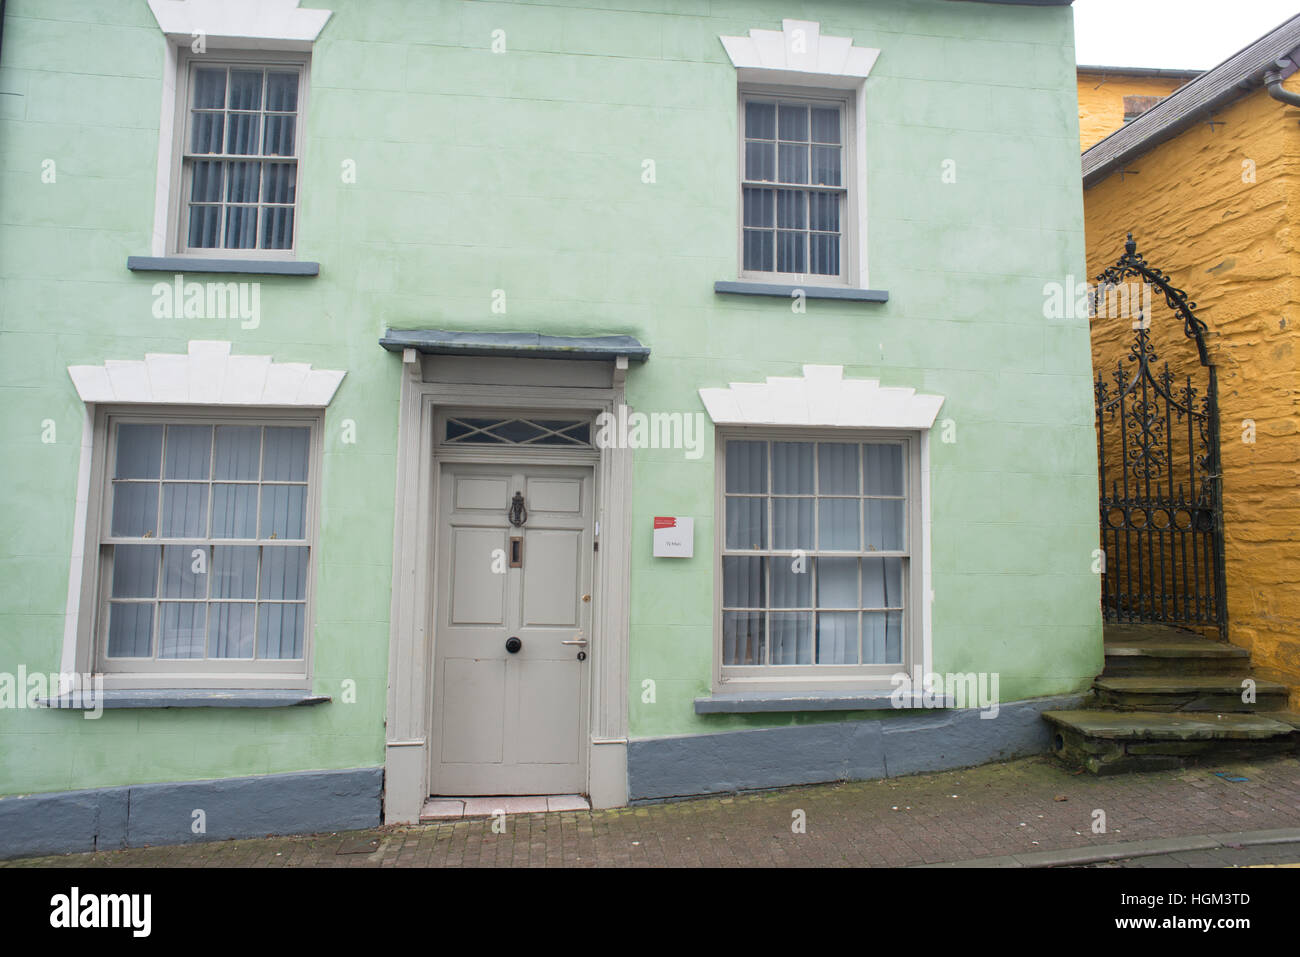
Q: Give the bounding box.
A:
[0,0,1099,795]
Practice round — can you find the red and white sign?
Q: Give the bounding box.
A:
[652,516,694,558]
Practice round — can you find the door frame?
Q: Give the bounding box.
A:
[384,353,633,820]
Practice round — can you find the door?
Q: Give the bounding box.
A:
[430,462,594,795]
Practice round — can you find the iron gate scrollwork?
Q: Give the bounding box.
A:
[1093,233,1227,638]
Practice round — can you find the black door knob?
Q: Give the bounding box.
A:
[505,636,522,654]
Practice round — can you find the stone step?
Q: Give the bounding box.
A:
[1092,676,1290,713]
[1043,709,1297,775]
[1104,635,1249,676]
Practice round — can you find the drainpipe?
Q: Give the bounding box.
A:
[1264,57,1300,107]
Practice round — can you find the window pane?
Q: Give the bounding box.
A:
[810,233,840,276]
[818,443,858,494]
[161,544,208,598]
[263,115,296,156]
[225,111,261,155]
[106,603,153,658]
[722,556,764,608]
[262,427,310,481]
[212,483,258,538]
[778,143,808,184]
[778,104,808,141]
[725,496,766,550]
[775,190,805,228]
[725,441,767,493]
[260,485,307,539]
[212,545,259,599]
[772,442,813,493]
[224,204,258,248]
[190,161,224,203]
[193,68,226,109]
[110,483,158,537]
[744,141,775,181]
[164,425,212,479]
[228,69,263,111]
[742,187,774,227]
[742,229,774,272]
[262,162,296,204]
[190,113,224,153]
[865,498,905,551]
[819,498,859,550]
[776,231,805,273]
[817,612,858,664]
[772,497,813,549]
[210,602,256,658]
[260,546,308,600]
[111,545,159,598]
[863,610,903,664]
[770,557,811,608]
[188,205,221,247]
[863,557,903,608]
[745,101,776,139]
[723,611,765,666]
[260,206,294,249]
[816,557,857,607]
[811,145,841,186]
[161,483,209,538]
[266,71,298,112]
[257,603,305,659]
[810,107,840,144]
[214,426,261,480]
[158,602,206,658]
[864,444,904,495]
[227,161,260,203]
[809,192,840,232]
[770,612,812,664]
[115,424,162,479]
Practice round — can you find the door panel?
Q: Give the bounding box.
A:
[430,462,593,795]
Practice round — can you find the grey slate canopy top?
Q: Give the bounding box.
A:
[379,329,651,362]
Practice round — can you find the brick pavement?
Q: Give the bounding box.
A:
[7,754,1300,867]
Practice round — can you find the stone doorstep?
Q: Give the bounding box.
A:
[1043,709,1298,741]
[419,795,590,821]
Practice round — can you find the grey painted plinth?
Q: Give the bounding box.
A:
[0,767,382,861]
[627,695,1085,801]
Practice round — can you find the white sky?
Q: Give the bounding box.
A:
[1073,0,1300,70]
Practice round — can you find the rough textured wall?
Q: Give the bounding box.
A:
[1077,71,1193,151]
[1085,77,1300,703]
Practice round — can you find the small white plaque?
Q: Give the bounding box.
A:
[652,516,694,558]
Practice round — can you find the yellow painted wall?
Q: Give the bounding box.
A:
[1085,74,1300,703]
[1078,71,1192,151]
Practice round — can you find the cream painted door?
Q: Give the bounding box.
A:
[430,463,593,795]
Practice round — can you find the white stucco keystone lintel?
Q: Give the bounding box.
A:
[147,0,332,48]
[699,364,944,430]
[68,340,345,407]
[720,19,880,80]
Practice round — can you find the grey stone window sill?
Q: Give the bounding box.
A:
[694,690,954,714]
[714,280,889,303]
[127,256,319,276]
[36,689,331,710]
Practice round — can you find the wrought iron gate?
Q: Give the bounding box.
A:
[1093,234,1227,639]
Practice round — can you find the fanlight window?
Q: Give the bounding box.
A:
[443,416,593,447]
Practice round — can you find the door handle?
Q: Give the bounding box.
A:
[561,634,588,646]
[505,636,522,653]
